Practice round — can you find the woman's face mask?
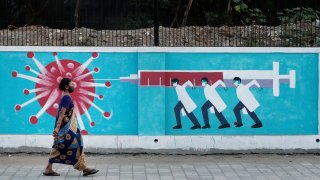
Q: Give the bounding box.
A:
[68,86,75,93]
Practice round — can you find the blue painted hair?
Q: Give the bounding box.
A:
[171,78,179,84]
[233,77,241,83]
[201,77,208,83]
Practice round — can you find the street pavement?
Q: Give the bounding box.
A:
[0,153,320,180]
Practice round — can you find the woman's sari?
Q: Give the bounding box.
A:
[49,95,87,171]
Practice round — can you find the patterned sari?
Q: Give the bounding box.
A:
[49,95,87,171]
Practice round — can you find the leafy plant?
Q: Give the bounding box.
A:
[234,2,248,13]
[232,1,266,25]
[243,8,267,25]
[277,7,320,23]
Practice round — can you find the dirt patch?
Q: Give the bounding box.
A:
[1,21,319,47]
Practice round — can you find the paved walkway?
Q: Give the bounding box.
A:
[0,154,320,180]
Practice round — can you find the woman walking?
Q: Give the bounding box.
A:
[43,78,98,176]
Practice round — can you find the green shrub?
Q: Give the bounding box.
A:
[277,7,320,23]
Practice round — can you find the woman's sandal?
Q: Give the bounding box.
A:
[83,168,99,176]
[43,171,60,176]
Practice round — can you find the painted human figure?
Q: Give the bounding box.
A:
[233,77,263,128]
[201,77,230,129]
[171,78,201,130]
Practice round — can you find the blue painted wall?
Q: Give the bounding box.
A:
[0,51,318,135]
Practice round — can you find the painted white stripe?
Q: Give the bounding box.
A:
[30,69,40,75]
[273,62,280,96]
[31,57,52,77]
[0,135,319,151]
[27,67,52,81]
[28,87,48,93]
[94,79,120,81]
[79,96,104,114]
[17,73,53,86]
[78,88,101,99]
[0,46,318,53]
[88,92,100,99]
[73,57,94,76]
[289,70,296,88]
[35,89,59,118]
[54,55,65,73]
[74,70,96,81]
[79,102,93,125]
[80,82,105,87]
[20,91,50,108]
[74,102,86,132]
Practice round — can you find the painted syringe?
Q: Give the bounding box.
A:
[120,62,296,97]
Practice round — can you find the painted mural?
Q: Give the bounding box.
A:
[12,52,111,135]
[0,50,318,135]
[123,61,296,130]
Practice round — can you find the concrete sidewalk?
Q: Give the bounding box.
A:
[0,154,320,180]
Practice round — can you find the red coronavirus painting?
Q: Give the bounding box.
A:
[12,52,112,135]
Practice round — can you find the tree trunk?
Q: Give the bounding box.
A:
[170,0,182,27]
[181,0,193,27]
[226,0,233,24]
[74,0,80,28]
[227,0,232,13]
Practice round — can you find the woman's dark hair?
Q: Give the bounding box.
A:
[59,78,71,91]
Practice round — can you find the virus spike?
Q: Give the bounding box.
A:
[25,65,39,75]
[27,52,54,77]
[80,81,110,88]
[73,52,98,76]
[15,104,21,111]
[78,88,103,100]
[99,95,104,100]
[34,89,59,121]
[79,96,111,119]
[25,66,54,82]
[13,72,54,86]
[105,81,111,87]
[92,52,98,58]
[104,110,113,120]
[79,102,95,127]
[74,102,87,135]
[12,71,18,77]
[94,67,100,73]
[79,96,103,113]
[88,92,104,100]
[104,112,110,117]
[29,116,38,124]
[23,89,30,95]
[25,65,31,71]
[18,90,50,109]
[81,129,88,135]
[28,87,49,93]
[53,52,65,74]
[73,69,98,81]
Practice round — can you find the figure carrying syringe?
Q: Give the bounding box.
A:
[117,61,296,129]
[233,77,263,128]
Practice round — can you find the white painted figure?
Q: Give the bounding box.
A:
[171,78,201,130]
[233,77,263,128]
[201,77,230,129]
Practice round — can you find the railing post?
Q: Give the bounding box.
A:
[154,0,159,46]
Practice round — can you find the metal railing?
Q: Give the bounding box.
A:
[0,0,319,47]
